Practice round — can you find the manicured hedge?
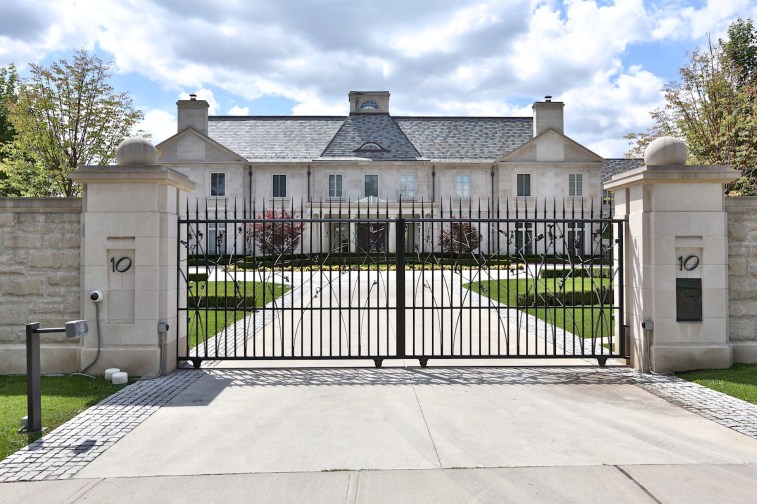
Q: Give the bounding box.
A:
[539,267,611,279]
[187,295,260,309]
[516,288,613,307]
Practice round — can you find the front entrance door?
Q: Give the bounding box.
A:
[357,223,386,252]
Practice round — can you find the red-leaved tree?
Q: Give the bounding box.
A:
[439,222,481,254]
[247,209,305,257]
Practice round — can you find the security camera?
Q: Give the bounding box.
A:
[90,290,104,303]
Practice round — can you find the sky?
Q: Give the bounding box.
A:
[1,0,755,158]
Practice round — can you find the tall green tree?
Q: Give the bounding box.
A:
[0,64,20,195]
[625,18,757,195]
[4,49,144,197]
[0,64,18,144]
[723,18,757,87]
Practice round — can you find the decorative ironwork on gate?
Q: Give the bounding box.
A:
[178,198,627,368]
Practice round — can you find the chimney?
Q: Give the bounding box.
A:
[532,96,564,137]
[177,96,209,135]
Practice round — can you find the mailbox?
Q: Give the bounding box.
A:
[676,278,702,322]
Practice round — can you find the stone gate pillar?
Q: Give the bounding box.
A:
[605,137,739,372]
[70,138,195,376]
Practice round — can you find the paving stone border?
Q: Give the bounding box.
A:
[611,368,757,439]
[0,370,203,482]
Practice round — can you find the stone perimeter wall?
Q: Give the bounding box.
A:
[0,198,82,373]
[726,197,757,355]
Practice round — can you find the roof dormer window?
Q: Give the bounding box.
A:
[355,142,387,153]
[349,91,389,113]
[358,100,380,111]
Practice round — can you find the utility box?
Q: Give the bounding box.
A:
[676,278,702,322]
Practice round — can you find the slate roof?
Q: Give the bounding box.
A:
[601,158,643,183]
[208,116,345,161]
[321,114,422,160]
[207,114,534,162]
[396,117,533,161]
[206,114,642,183]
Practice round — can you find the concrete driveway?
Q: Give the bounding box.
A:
[3,364,756,503]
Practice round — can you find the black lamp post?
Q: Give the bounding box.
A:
[23,320,88,433]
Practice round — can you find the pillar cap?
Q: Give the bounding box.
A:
[604,165,739,192]
[644,136,688,166]
[116,137,158,166]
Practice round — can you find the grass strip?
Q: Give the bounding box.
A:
[0,375,124,461]
[676,364,757,405]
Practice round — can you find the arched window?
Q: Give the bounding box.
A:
[358,100,380,111]
[358,142,382,151]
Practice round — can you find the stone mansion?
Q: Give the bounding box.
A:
[156,91,640,255]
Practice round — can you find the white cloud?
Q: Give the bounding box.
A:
[509,0,649,84]
[180,88,220,114]
[138,108,177,144]
[227,105,249,115]
[292,95,347,116]
[669,0,756,40]
[559,65,666,157]
[390,1,515,57]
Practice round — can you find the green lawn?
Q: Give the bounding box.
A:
[0,375,124,461]
[469,277,610,307]
[467,277,614,340]
[188,309,250,348]
[189,280,290,305]
[676,364,757,405]
[187,280,290,348]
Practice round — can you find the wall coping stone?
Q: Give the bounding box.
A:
[0,198,82,213]
[725,196,757,212]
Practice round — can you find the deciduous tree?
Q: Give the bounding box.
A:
[625,18,757,194]
[0,64,20,195]
[5,49,144,196]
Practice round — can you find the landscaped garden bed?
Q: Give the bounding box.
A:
[466,268,615,340]
[186,280,290,347]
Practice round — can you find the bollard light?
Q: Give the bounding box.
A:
[22,321,89,433]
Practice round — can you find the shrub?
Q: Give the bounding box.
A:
[439,222,481,254]
[515,287,614,307]
[539,267,612,279]
[247,209,305,257]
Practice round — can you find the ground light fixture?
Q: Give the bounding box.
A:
[21,321,88,433]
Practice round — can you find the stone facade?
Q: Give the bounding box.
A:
[0,198,82,373]
[157,91,638,256]
[725,197,757,362]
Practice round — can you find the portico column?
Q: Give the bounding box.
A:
[605,137,739,372]
[70,138,195,376]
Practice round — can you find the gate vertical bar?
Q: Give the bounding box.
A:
[618,219,626,357]
[396,218,406,358]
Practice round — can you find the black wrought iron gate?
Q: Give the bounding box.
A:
[178,200,627,368]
